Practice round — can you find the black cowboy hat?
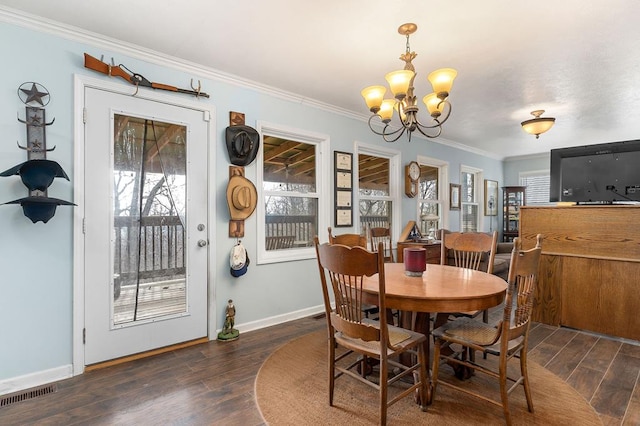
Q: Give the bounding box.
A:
[225,125,260,166]
[3,195,76,223]
[0,159,69,192]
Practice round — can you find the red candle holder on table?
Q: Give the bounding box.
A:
[404,247,426,277]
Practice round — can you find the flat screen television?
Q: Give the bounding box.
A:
[550,139,640,204]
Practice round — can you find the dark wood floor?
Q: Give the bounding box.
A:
[1,309,639,425]
[523,320,640,425]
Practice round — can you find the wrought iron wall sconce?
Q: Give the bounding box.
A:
[1,82,75,223]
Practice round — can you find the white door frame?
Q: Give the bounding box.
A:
[72,74,217,375]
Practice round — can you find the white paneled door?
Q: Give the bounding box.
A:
[83,87,209,365]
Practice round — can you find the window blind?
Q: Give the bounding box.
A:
[519,172,551,205]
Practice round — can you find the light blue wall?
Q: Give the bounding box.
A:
[0,18,505,385]
[434,143,504,232]
[503,154,551,185]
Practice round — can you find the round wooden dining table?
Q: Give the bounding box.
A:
[361,262,507,404]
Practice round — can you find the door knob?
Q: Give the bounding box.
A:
[197,239,208,247]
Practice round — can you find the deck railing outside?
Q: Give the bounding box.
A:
[360,215,390,236]
[113,215,185,282]
[113,214,392,273]
[265,215,316,248]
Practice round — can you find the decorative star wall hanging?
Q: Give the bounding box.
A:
[18,82,50,106]
[1,82,75,223]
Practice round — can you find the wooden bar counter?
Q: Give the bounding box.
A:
[519,205,640,341]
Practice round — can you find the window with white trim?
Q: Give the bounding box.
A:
[416,156,449,239]
[460,166,482,232]
[356,144,401,246]
[519,170,551,205]
[256,122,329,264]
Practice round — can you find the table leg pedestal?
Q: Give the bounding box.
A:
[400,310,434,405]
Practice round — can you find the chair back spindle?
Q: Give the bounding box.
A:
[431,234,543,426]
[437,231,498,325]
[369,226,394,263]
[441,231,498,273]
[501,235,542,343]
[314,236,429,424]
[316,240,388,340]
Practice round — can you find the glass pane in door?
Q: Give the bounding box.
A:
[112,114,187,326]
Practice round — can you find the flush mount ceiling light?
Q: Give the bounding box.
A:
[361,23,456,143]
[521,110,555,139]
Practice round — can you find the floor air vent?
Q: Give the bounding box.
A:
[0,384,57,408]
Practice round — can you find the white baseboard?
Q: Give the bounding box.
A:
[0,365,73,396]
[2,306,326,394]
[216,304,325,336]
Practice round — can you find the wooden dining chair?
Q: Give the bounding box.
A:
[314,236,428,425]
[369,226,394,263]
[328,227,379,319]
[327,226,367,248]
[439,230,498,324]
[431,235,543,426]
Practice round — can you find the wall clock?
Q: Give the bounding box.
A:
[405,161,421,198]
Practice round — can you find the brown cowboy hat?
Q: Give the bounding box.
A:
[226,175,257,220]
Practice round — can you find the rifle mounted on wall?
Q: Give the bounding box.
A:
[83,53,210,98]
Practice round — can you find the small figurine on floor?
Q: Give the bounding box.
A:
[217,299,240,341]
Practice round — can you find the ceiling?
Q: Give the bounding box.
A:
[2,1,640,159]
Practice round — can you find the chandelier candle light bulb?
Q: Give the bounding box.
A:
[378,99,396,122]
[361,23,457,142]
[428,68,457,99]
[385,70,415,99]
[361,85,387,113]
[423,93,444,118]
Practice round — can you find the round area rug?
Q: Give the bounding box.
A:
[255,330,602,425]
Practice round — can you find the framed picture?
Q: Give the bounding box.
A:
[449,183,461,210]
[334,151,353,227]
[335,208,352,227]
[336,171,352,189]
[336,190,351,207]
[484,179,498,216]
[335,151,352,171]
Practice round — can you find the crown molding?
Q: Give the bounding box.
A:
[1,5,503,161]
[0,6,363,121]
[503,152,550,162]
